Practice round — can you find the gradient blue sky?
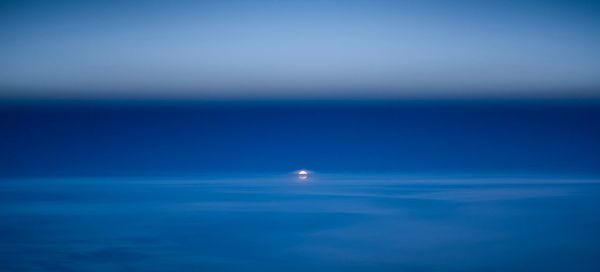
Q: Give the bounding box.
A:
[1,0,600,99]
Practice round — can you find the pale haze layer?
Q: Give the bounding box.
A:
[1,0,600,99]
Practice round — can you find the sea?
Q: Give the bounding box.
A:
[1,175,600,271]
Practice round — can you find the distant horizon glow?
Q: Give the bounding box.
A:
[296,170,310,181]
[1,0,600,100]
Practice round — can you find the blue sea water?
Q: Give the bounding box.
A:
[1,175,600,271]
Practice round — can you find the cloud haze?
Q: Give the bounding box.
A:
[1,0,600,99]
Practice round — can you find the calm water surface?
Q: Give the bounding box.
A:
[1,175,600,271]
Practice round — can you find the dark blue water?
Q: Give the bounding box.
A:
[2,175,600,271]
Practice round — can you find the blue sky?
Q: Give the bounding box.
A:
[2,102,599,177]
[1,0,600,99]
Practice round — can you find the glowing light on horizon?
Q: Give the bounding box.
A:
[296,169,310,181]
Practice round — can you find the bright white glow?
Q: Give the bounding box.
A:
[296,170,310,181]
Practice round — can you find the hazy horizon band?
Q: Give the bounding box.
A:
[2,0,600,100]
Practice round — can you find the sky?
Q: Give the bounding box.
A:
[1,1,600,178]
[1,0,600,100]
[2,102,600,177]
